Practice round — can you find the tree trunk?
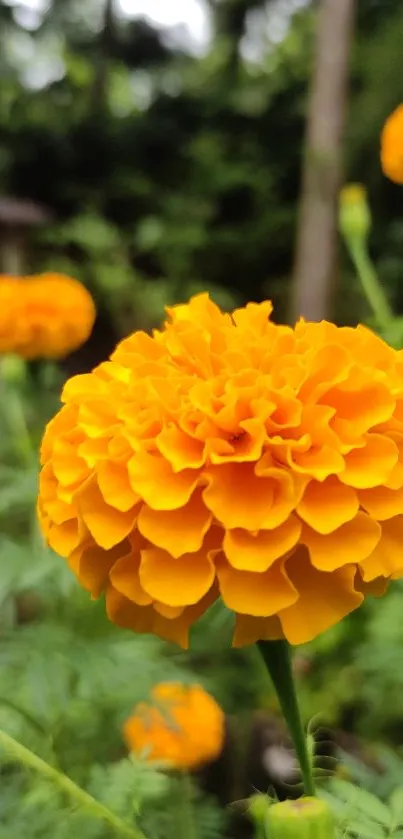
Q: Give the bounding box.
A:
[290,0,356,323]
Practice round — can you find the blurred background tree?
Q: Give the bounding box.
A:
[0,0,403,358]
[2,7,403,835]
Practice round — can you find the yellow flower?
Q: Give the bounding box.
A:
[38,294,403,647]
[0,273,96,360]
[123,682,225,770]
[381,105,403,184]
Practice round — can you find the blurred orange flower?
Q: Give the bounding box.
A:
[0,273,95,360]
[38,294,403,647]
[123,683,224,770]
[381,105,403,184]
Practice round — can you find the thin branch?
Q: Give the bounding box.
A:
[0,728,147,839]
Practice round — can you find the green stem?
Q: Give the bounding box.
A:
[257,640,315,797]
[345,238,393,331]
[176,772,198,839]
[0,384,34,467]
[0,728,147,839]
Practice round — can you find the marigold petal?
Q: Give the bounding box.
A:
[105,584,192,647]
[45,498,77,526]
[153,603,185,618]
[210,419,266,465]
[137,490,212,557]
[231,300,273,333]
[139,547,215,606]
[355,572,388,598]
[302,512,381,571]
[47,519,81,556]
[358,486,403,521]
[297,343,352,402]
[128,452,199,510]
[78,479,138,549]
[62,373,106,403]
[156,425,205,471]
[324,381,395,435]
[279,549,363,644]
[109,548,152,606]
[203,462,297,530]
[290,445,345,480]
[223,516,301,572]
[297,476,358,534]
[360,516,403,581]
[232,614,284,646]
[52,443,88,486]
[96,460,140,512]
[339,433,398,489]
[113,329,168,363]
[216,556,298,616]
[72,539,131,598]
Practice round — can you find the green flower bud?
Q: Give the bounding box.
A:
[248,793,271,824]
[267,797,335,839]
[339,183,371,241]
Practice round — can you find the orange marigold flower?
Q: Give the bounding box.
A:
[38,294,403,647]
[381,104,403,184]
[0,273,95,360]
[123,682,225,770]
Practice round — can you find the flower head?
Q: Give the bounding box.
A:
[38,294,403,647]
[381,105,403,184]
[123,682,224,770]
[0,273,95,359]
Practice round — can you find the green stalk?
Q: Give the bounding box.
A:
[257,640,315,796]
[345,238,393,332]
[0,728,147,839]
[176,772,198,839]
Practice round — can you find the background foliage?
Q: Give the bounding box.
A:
[1,1,403,837]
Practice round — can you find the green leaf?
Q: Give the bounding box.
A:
[389,788,403,828]
[346,821,385,839]
[330,780,391,826]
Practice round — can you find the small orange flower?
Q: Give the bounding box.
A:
[381,105,403,184]
[0,273,95,360]
[38,294,403,647]
[123,683,225,770]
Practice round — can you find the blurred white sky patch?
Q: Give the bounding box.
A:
[241,0,309,62]
[4,0,309,88]
[6,0,212,55]
[6,0,308,60]
[117,0,212,56]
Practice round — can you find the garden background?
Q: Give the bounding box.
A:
[1,1,403,837]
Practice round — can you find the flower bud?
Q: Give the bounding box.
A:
[339,183,371,241]
[267,797,335,839]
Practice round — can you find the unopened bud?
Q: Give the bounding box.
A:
[339,183,371,241]
[267,797,335,839]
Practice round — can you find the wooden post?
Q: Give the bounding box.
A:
[291,0,356,323]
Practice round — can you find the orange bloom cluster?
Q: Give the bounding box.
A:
[0,273,95,360]
[381,105,403,184]
[38,294,403,647]
[123,682,224,770]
